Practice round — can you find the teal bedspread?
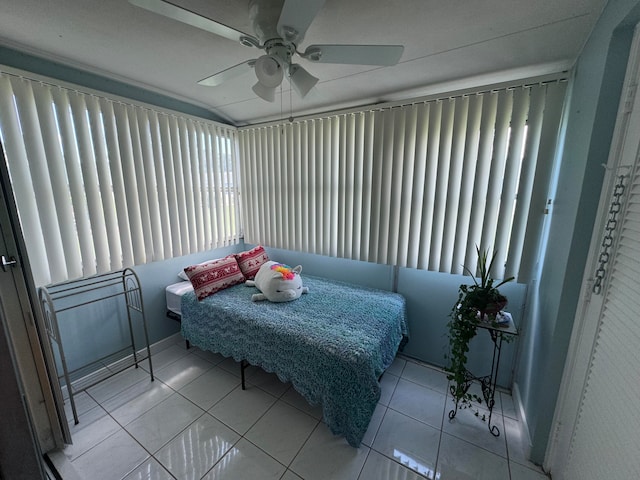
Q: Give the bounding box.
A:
[180,275,408,447]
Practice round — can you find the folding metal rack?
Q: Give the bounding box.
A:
[39,268,154,425]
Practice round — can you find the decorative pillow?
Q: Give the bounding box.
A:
[183,255,246,300]
[235,245,269,280]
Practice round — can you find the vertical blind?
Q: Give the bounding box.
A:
[239,81,566,281]
[0,71,241,287]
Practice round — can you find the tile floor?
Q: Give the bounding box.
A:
[48,335,550,480]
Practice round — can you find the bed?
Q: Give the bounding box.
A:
[168,275,408,447]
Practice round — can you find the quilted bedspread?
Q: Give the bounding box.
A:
[180,275,408,447]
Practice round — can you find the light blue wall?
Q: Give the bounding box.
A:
[515,0,640,463]
[264,246,525,388]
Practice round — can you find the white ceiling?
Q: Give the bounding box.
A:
[0,0,606,126]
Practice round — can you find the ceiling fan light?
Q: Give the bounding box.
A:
[289,64,318,98]
[252,81,276,102]
[254,55,284,88]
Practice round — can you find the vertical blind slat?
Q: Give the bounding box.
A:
[158,113,181,258]
[114,103,145,265]
[464,92,498,273]
[34,86,77,280]
[148,110,172,259]
[451,95,483,274]
[389,108,407,266]
[493,88,530,279]
[360,112,375,262]
[398,105,418,268]
[0,78,52,285]
[442,96,470,273]
[479,89,513,268]
[85,95,118,271]
[431,99,455,271]
[126,104,154,264]
[418,102,441,270]
[519,82,567,281]
[506,85,545,278]
[329,117,339,258]
[407,103,429,269]
[352,113,365,261]
[57,89,98,276]
[70,92,108,273]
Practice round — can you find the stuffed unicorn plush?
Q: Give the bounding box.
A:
[246,261,309,302]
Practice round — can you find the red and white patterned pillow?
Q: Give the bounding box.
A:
[235,245,269,280]
[183,255,246,300]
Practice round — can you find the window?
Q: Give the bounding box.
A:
[0,71,241,286]
[238,80,567,281]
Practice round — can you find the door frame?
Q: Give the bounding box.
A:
[0,141,65,461]
[544,22,640,475]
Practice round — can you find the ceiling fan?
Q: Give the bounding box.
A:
[129,0,404,102]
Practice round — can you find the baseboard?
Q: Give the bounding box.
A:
[513,381,533,459]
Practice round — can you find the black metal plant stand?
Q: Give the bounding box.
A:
[448,319,518,437]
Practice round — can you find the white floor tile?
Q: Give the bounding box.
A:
[46,450,84,480]
[386,356,407,377]
[142,344,190,372]
[290,423,370,480]
[245,401,318,465]
[63,406,121,461]
[201,438,286,480]
[379,373,400,406]
[86,367,151,404]
[281,470,304,480]
[361,404,386,447]
[501,391,518,419]
[216,357,242,377]
[509,461,550,480]
[191,346,227,365]
[443,397,507,458]
[178,366,240,410]
[155,413,240,479]
[71,429,149,480]
[246,367,291,397]
[401,362,449,394]
[371,409,440,479]
[389,378,446,429]
[281,385,324,419]
[504,416,545,474]
[63,391,99,421]
[101,378,174,426]
[359,450,429,480]
[153,353,215,390]
[122,457,174,480]
[436,433,510,480]
[124,393,204,453]
[209,385,278,435]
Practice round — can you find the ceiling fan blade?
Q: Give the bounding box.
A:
[277,0,326,44]
[303,44,404,66]
[129,0,259,46]
[197,60,255,87]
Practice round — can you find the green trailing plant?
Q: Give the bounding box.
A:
[445,246,514,410]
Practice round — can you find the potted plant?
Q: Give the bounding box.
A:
[445,246,514,413]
